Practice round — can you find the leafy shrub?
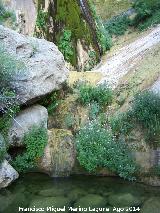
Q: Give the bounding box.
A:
[75,120,137,180]
[89,102,100,120]
[131,91,160,141]
[77,83,113,107]
[13,126,48,172]
[88,0,112,52]
[58,30,74,63]
[109,111,134,137]
[36,9,48,31]
[138,10,160,30]
[133,0,160,29]
[104,14,130,36]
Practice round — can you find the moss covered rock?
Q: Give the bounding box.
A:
[108,193,142,207]
[35,0,103,69]
[29,196,70,213]
[74,194,106,211]
[141,197,160,213]
[38,129,75,177]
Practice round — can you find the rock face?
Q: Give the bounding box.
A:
[3,0,37,35]
[0,25,69,105]
[38,129,75,177]
[8,105,48,146]
[0,160,19,189]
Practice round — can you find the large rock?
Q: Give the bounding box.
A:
[0,160,19,189]
[141,197,160,213]
[29,196,70,213]
[74,194,106,211]
[0,25,69,105]
[38,129,75,177]
[8,105,48,146]
[108,193,142,207]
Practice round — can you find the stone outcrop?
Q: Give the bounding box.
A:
[3,0,37,35]
[0,160,19,189]
[0,25,69,105]
[8,105,48,147]
[38,129,75,177]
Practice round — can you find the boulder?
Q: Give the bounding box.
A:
[0,160,19,189]
[29,196,70,213]
[141,197,160,213]
[8,105,48,146]
[74,194,106,211]
[0,25,69,105]
[108,193,142,207]
[38,129,75,177]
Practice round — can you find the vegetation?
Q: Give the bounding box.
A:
[89,0,112,52]
[104,14,130,36]
[131,91,160,143]
[75,120,137,180]
[77,83,113,107]
[58,30,74,63]
[36,9,48,32]
[0,46,22,142]
[13,126,48,173]
[110,91,160,146]
[133,0,160,30]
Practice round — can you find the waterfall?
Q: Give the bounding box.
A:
[78,0,102,55]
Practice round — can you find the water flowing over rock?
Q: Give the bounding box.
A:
[0,160,19,189]
[8,105,48,147]
[38,129,75,177]
[0,25,69,105]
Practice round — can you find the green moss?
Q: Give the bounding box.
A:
[35,0,101,67]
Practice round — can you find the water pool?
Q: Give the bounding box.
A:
[0,173,160,213]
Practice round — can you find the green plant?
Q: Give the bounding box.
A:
[138,10,160,30]
[36,9,48,31]
[77,83,113,107]
[58,30,74,63]
[132,0,160,30]
[89,102,100,120]
[109,111,134,137]
[65,113,76,129]
[131,91,160,142]
[13,126,48,173]
[75,120,137,180]
[88,0,112,52]
[104,14,130,36]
